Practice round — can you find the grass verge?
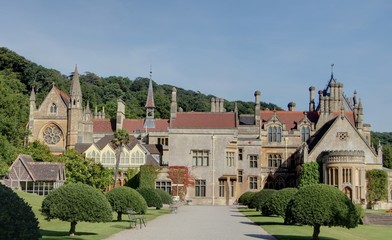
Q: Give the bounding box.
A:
[16,190,169,240]
[239,207,392,240]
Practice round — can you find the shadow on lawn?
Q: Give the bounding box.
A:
[245,234,339,240]
[40,229,97,240]
[242,221,286,226]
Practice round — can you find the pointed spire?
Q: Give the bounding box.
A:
[70,64,82,99]
[30,87,36,101]
[85,100,91,113]
[145,66,155,108]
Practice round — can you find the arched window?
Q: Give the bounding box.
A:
[50,103,57,113]
[268,126,282,143]
[131,151,145,165]
[120,151,130,165]
[102,151,115,164]
[301,126,311,142]
[87,150,100,162]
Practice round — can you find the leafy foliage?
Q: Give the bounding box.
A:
[139,165,161,189]
[58,150,112,191]
[298,162,320,187]
[250,189,277,212]
[285,184,359,240]
[137,187,163,209]
[371,132,392,168]
[106,186,147,220]
[263,188,298,218]
[155,188,173,205]
[0,185,40,240]
[41,183,112,236]
[168,166,194,200]
[366,169,388,205]
[238,191,256,207]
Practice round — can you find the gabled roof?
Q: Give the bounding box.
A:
[143,144,162,155]
[53,86,71,107]
[94,134,141,151]
[261,111,319,130]
[170,112,236,129]
[9,154,65,182]
[307,118,336,152]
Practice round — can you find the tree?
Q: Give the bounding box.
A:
[137,187,163,209]
[41,183,112,236]
[250,189,277,212]
[298,162,320,187]
[106,186,147,221]
[264,188,298,218]
[168,166,194,200]
[382,144,392,169]
[366,169,388,207]
[111,129,130,188]
[58,150,112,191]
[0,184,40,239]
[285,184,359,240]
[238,191,256,207]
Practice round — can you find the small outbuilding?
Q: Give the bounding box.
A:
[3,154,65,196]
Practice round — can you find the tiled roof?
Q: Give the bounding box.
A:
[28,162,64,181]
[92,119,115,133]
[261,111,319,130]
[74,143,92,153]
[95,134,140,150]
[146,155,159,166]
[123,119,169,132]
[53,86,71,107]
[143,144,161,155]
[171,112,236,129]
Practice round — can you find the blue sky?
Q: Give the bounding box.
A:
[1,0,391,132]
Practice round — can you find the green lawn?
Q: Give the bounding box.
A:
[239,208,392,240]
[16,190,169,240]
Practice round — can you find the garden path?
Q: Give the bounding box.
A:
[106,205,276,240]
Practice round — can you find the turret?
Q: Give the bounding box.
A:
[116,99,125,130]
[288,102,296,111]
[211,97,216,112]
[67,65,83,149]
[144,69,156,129]
[170,87,177,120]
[254,90,261,125]
[309,86,315,111]
[357,99,363,129]
[29,87,36,115]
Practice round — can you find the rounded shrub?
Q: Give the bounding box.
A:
[0,184,40,240]
[263,187,298,218]
[106,186,147,220]
[137,187,163,209]
[41,183,113,236]
[238,191,255,207]
[155,188,173,205]
[285,184,359,240]
[251,189,277,212]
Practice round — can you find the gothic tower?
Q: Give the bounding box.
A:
[67,65,83,148]
[144,68,156,129]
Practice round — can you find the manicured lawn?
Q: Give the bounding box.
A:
[239,207,392,240]
[16,190,169,240]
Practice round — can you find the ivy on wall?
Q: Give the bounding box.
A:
[139,165,161,189]
[367,169,388,205]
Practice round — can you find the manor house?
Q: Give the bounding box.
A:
[27,66,389,206]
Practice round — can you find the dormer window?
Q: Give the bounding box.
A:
[50,103,57,113]
[301,126,311,142]
[268,126,282,143]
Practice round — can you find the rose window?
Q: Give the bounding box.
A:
[43,126,62,145]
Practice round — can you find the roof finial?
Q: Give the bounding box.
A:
[331,63,334,79]
[150,65,152,80]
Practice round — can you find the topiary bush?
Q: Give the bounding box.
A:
[285,184,359,240]
[137,187,163,209]
[250,189,277,213]
[106,186,147,220]
[0,184,41,240]
[263,187,297,218]
[155,188,173,205]
[238,191,256,207]
[41,183,113,236]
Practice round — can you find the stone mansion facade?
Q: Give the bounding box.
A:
[27,66,390,206]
